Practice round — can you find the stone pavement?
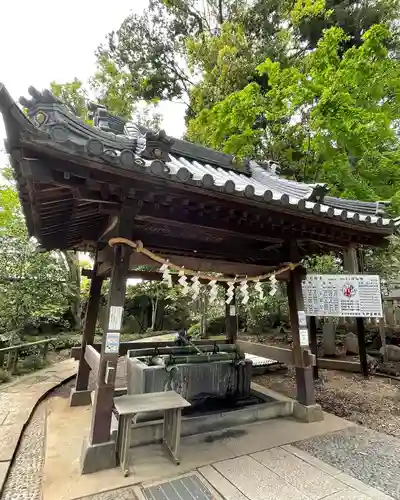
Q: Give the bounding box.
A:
[1,365,398,500]
[0,359,78,496]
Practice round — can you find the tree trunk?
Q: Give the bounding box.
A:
[64,250,81,330]
[200,294,208,338]
[150,296,158,331]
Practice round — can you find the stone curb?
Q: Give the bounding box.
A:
[0,368,77,497]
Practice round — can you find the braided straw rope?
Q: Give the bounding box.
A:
[108,237,300,283]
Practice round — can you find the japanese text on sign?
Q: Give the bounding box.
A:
[302,274,383,318]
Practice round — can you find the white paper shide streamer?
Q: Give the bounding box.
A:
[225,280,235,304]
[208,279,218,303]
[160,261,173,288]
[178,269,189,295]
[239,279,249,305]
[191,275,201,300]
[269,274,278,296]
[254,280,264,300]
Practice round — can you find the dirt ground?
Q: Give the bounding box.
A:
[254,366,400,438]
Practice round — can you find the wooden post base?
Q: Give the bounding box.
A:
[293,402,324,423]
[69,389,92,407]
[80,437,116,475]
[295,367,316,407]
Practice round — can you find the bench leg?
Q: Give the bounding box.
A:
[163,409,181,465]
[117,414,133,477]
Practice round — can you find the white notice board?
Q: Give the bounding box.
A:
[302,274,383,318]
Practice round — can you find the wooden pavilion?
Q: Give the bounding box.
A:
[0,84,398,473]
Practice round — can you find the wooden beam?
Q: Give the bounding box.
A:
[74,266,103,396]
[317,358,361,373]
[308,316,319,380]
[96,245,284,280]
[89,210,133,445]
[71,338,230,359]
[343,247,369,377]
[84,345,101,374]
[287,262,316,406]
[236,340,315,366]
[136,212,283,245]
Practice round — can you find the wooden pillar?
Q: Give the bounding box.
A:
[89,241,131,445]
[224,284,238,343]
[343,247,368,377]
[308,316,319,380]
[287,266,315,406]
[70,266,103,407]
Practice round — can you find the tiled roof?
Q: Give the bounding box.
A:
[0,84,397,232]
[160,154,395,228]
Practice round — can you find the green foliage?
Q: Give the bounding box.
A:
[18,354,47,374]
[0,176,73,340]
[187,322,201,337]
[186,22,256,114]
[50,79,92,124]
[188,24,400,202]
[364,236,400,293]
[90,0,399,123]
[241,282,289,337]
[305,254,341,273]
[50,74,162,130]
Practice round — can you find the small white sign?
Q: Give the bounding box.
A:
[108,306,123,330]
[105,332,120,354]
[230,305,236,316]
[299,328,309,346]
[298,310,307,328]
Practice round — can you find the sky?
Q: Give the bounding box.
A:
[0,0,186,166]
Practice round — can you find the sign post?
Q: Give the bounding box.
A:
[302,274,383,378]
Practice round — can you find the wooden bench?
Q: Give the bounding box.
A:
[113,391,191,476]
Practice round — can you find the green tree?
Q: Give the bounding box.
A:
[93,0,399,121]
[50,79,91,123]
[187,25,400,203]
[0,175,72,341]
[50,78,162,129]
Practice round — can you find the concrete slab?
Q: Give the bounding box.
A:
[217,413,355,457]
[41,390,359,500]
[322,491,374,500]
[42,396,235,500]
[198,465,248,500]
[281,444,342,477]
[213,455,309,500]
[0,424,22,461]
[251,447,346,499]
[0,460,10,492]
[334,473,395,500]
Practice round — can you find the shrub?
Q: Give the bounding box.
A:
[18,354,47,374]
[206,316,226,336]
[188,323,201,337]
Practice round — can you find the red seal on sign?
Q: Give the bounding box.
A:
[342,284,356,298]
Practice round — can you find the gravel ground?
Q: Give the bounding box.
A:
[1,402,46,500]
[295,425,400,499]
[254,366,400,437]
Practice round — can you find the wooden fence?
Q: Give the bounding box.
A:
[0,338,55,374]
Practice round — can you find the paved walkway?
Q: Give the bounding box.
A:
[0,359,77,495]
[1,359,399,500]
